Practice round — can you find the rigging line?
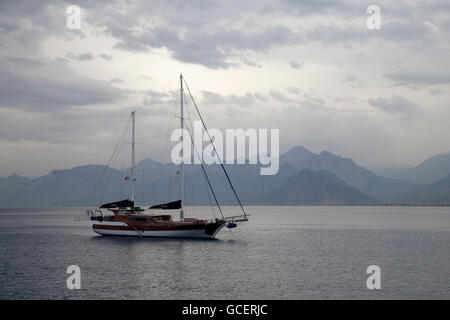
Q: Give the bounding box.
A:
[150,100,177,203]
[139,143,145,204]
[184,119,224,219]
[203,169,217,219]
[94,141,120,205]
[116,151,128,201]
[183,95,217,219]
[182,77,246,216]
[100,114,131,205]
[95,113,132,206]
[134,116,146,204]
[101,139,123,205]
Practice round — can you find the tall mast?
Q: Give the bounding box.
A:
[180,74,184,221]
[130,110,136,205]
[180,74,185,221]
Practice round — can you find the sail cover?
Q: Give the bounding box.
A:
[150,200,181,210]
[100,199,134,208]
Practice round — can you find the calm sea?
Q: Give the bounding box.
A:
[0,206,449,299]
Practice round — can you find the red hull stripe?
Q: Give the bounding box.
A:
[93,224,208,231]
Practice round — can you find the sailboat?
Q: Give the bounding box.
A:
[89,75,248,238]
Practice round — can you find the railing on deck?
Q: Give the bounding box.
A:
[223,214,249,223]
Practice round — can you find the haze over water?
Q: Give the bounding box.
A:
[0,206,449,299]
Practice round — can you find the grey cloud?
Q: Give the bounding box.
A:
[0,2,122,116]
[242,59,262,68]
[254,92,269,102]
[109,78,123,84]
[287,87,301,95]
[91,2,304,68]
[147,89,170,100]
[272,0,361,16]
[201,91,255,106]
[303,19,433,46]
[0,1,85,53]
[289,61,303,69]
[0,58,123,112]
[54,57,70,63]
[65,53,114,62]
[76,53,95,61]
[77,0,445,70]
[300,93,326,110]
[429,88,444,95]
[368,95,421,120]
[140,89,178,108]
[0,108,130,144]
[7,56,44,67]
[112,24,300,69]
[141,74,153,80]
[343,75,362,88]
[0,0,449,175]
[66,52,96,61]
[385,70,450,86]
[268,90,293,103]
[99,54,113,60]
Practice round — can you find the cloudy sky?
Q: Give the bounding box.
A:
[0,0,449,177]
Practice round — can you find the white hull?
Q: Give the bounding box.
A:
[92,221,225,239]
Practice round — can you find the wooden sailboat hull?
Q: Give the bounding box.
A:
[92,221,226,239]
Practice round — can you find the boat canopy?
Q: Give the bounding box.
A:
[100,199,134,209]
[150,200,181,210]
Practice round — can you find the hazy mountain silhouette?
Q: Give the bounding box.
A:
[418,173,450,203]
[1,146,450,207]
[259,169,377,205]
[279,146,424,202]
[373,153,450,184]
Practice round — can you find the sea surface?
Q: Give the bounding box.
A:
[0,206,449,299]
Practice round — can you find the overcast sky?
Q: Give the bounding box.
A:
[0,0,449,177]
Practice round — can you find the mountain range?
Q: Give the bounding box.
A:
[1,146,450,207]
[372,153,450,184]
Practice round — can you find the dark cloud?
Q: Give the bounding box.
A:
[0,58,123,112]
[97,2,441,69]
[111,24,300,69]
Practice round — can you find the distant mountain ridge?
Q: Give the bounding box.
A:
[373,153,450,184]
[260,169,377,205]
[279,146,425,202]
[1,146,450,207]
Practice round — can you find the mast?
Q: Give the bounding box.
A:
[180,74,184,221]
[130,110,136,206]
